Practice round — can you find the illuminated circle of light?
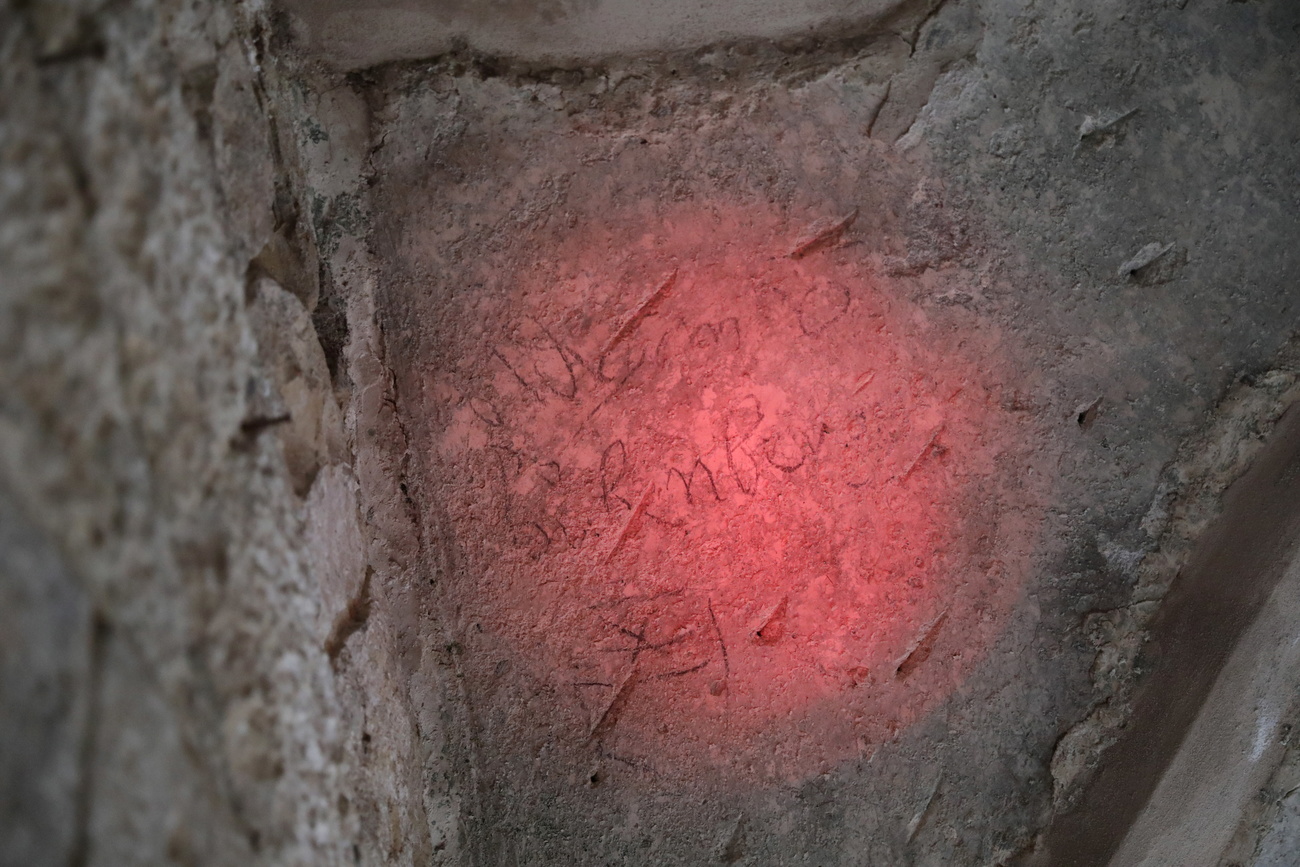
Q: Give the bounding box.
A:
[432,201,1047,782]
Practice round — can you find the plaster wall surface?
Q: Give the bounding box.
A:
[2,0,1300,865]
[356,1,1300,864]
[278,0,912,69]
[1116,499,1300,866]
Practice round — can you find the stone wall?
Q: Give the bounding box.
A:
[3,0,1299,865]
[0,1,446,863]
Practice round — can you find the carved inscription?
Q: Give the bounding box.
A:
[428,217,1041,778]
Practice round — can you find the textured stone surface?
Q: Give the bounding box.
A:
[353,0,1300,863]
[0,487,92,867]
[279,0,920,70]
[3,0,1300,864]
[0,1,392,863]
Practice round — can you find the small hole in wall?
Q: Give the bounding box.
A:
[1076,397,1103,430]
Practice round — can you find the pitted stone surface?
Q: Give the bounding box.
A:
[4,0,1300,865]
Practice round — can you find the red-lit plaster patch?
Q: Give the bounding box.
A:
[429,201,1045,781]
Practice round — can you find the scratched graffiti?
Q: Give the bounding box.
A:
[429,203,1044,780]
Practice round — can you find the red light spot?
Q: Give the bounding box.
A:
[432,202,1047,782]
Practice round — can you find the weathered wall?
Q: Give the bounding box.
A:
[0,1,448,863]
[356,0,1300,864]
[3,0,1300,865]
[277,0,921,71]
